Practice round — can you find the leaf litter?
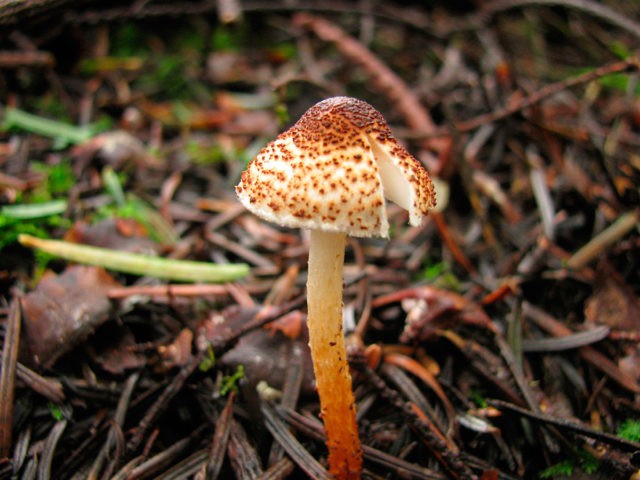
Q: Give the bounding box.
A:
[1,1,640,479]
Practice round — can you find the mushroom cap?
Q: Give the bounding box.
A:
[235,96,436,238]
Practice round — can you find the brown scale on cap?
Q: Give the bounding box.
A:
[236,96,436,237]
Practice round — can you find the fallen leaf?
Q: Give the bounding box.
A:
[264,310,305,340]
[72,130,150,169]
[158,328,194,370]
[65,219,158,254]
[584,272,640,331]
[371,286,498,344]
[220,328,315,395]
[21,266,121,369]
[88,326,146,374]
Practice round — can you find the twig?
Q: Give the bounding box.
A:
[0,0,74,25]
[155,449,209,480]
[0,50,54,68]
[255,457,295,480]
[205,229,277,271]
[107,283,265,299]
[200,392,236,479]
[523,301,640,393]
[15,363,65,403]
[275,406,448,479]
[451,58,640,133]
[0,296,21,457]
[228,420,265,479]
[259,400,331,480]
[267,342,304,465]
[89,372,140,480]
[567,210,640,269]
[383,353,457,436]
[112,437,192,480]
[481,0,640,41]
[126,351,205,454]
[358,363,478,480]
[208,296,306,348]
[522,325,610,352]
[526,146,556,240]
[489,398,640,452]
[430,212,476,274]
[38,420,68,480]
[380,363,446,439]
[292,12,449,157]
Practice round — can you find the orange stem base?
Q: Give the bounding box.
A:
[307,230,362,479]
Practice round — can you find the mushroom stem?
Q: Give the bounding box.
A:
[306,229,362,479]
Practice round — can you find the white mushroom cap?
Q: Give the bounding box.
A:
[235,96,436,238]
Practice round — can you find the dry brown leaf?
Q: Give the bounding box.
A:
[21,266,121,369]
[158,328,194,370]
[89,326,146,374]
[65,219,158,254]
[220,328,315,395]
[584,273,640,331]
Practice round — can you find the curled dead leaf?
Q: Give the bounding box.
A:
[21,266,121,369]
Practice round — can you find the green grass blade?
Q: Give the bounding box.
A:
[1,200,67,219]
[18,234,249,283]
[1,107,93,145]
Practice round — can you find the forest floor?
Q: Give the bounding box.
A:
[1,1,640,479]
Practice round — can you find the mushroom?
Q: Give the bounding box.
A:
[235,96,436,479]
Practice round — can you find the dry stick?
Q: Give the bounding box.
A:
[293,12,449,157]
[107,282,270,300]
[126,350,206,454]
[431,211,477,275]
[567,210,640,269]
[527,146,556,240]
[384,353,457,437]
[522,325,610,352]
[210,296,307,349]
[15,363,65,403]
[38,420,68,480]
[359,364,477,480]
[228,420,265,479]
[260,400,331,480]
[488,398,640,452]
[0,50,55,68]
[255,457,296,480]
[380,363,444,435]
[481,0,640,41]
[114,436,193,480]
[275,406,447,480]
[0,296,21,457]
[88,372,140,480]
[0,171,28,190]
[523,301,640,393]
[451,58,640,133]
[267,343,304,466]
[108,284,232,298]
[202,391,236,479]
[156,449,209,480]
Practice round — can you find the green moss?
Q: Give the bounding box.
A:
[220,365,245,396]
[540,460,574,478]
[618,419,640,443]
[539,448,599,478]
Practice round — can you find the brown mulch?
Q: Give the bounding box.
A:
[1,1,640,479]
